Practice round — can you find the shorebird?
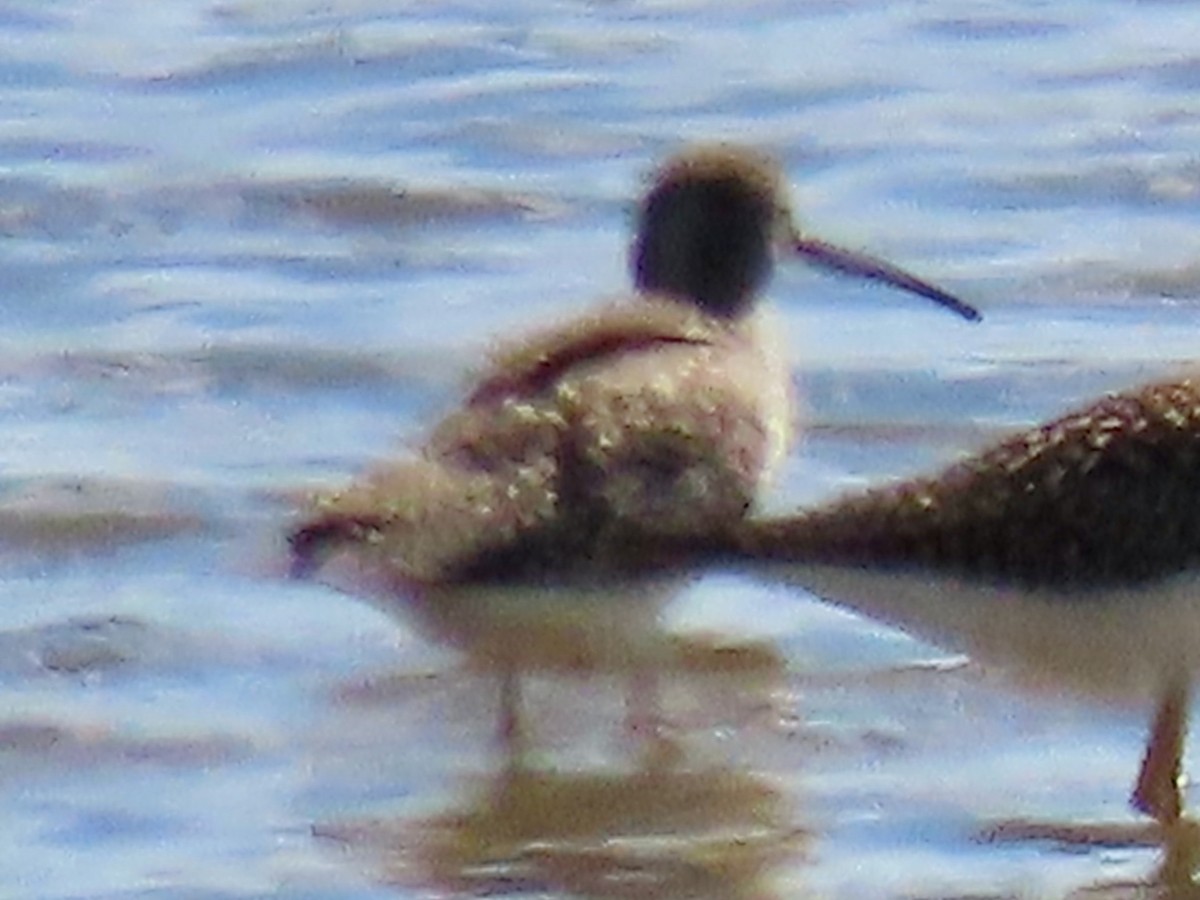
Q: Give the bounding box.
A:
[731,377,1200,848]
[287,143,979,744]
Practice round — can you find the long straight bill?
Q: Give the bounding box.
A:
[793,236,981,322]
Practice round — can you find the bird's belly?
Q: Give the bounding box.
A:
[317,546,688,674]
[407,577,687,674]
[761,562,1200,703]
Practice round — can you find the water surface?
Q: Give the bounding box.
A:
[5,1,1200,897]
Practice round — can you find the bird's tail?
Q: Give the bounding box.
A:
[287,512,386,579]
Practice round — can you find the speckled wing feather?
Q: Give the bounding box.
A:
[460,299,720,407]
[738,379,1200,589]
[290,298,776,584]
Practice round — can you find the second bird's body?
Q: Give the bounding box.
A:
[734,375,1200,831]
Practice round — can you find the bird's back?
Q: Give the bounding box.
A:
[739,377,1200,591]
[292,295,792,585]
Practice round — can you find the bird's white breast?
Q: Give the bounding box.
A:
[757,561,1200,704]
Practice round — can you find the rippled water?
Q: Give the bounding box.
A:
[6,1,1200,898]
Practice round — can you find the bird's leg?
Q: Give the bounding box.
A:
[498,665,530,762]
[1132,678,1190,826]
[625,665,661,737]
[626,665,685,769]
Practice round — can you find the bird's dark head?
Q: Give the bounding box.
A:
[632,145,792,319]
[632,144,981,323]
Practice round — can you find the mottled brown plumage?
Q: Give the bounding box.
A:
[738,378,1200,589]
[291,297,781,584]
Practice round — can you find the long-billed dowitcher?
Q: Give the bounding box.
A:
[288,143,979,744]
[732,378,1200,848]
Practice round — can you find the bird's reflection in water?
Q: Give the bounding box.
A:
[310,587,809,899]
[314,709,808,900]
[987,816,1200,897]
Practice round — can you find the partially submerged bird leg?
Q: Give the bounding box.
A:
[1134,678,1190,826]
